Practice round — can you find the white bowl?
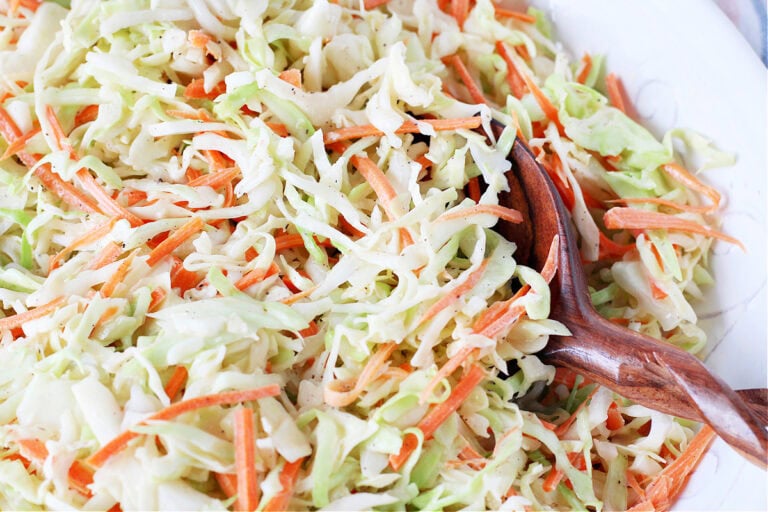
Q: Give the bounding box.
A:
[528,0,767,509]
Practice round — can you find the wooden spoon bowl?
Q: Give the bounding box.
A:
[496,135,768,467]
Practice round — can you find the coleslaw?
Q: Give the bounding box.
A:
[0,0,739,510]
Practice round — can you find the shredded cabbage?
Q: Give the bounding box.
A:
[0,1,734,510]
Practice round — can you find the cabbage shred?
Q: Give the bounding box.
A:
[0,1,732,510]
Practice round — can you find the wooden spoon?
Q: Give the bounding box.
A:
[496,136,768,467]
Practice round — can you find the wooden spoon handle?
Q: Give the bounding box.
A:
[541,319,768,467]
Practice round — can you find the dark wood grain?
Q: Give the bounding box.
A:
[498,134,767,468]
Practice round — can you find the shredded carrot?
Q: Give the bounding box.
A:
[471,284,529,335]
[0,297,66,332]
[555,387,599,437]
[184,78,227,100]
[234,407,259,512]
[515,44,531,62]
[605,197,712,214]
[628,426,716,511]
[1,126,39,160]
[170,256,202,293]
[74,105,99,126]
[445,55,486,105]
[49,219,117,272]
[187,166,240,189]
[324,342,398,407]
[349,154,402,221]
[338,215,365,238]
[495,41,527,99]
[419,259,489,326]
[264,458,305,512]
[519,72,565,134]
[650,279,668,300]
[215,472,238,498]
[148,287,167,313]
[467,176,482,202]
[542,452,585,492]
[661,162,721,212]
[88,241,123,270]
[17,439,94,496]
[87,384,281,467]
[390,364,485,470]
[598,231,635,260]
[99,251,137,298]
[235,261,280,291]
[146,217,205,267]
[279,286,317,305]
[92,306,119,332]
[494,7,536,23]
[603,207,744,250]
[298,320,319,338]
[419,346,477,405]
[274,233,333,253]
[438,204,523,224]
[188,29,212,48]
[46,106,143,226]
[278,69,302,88]
[576,53,592,84]
[164,366,188,402]
[324,117,482,144]
[451,0,469,28]
[605,73,632,118]
[606,402,625,430]
[626,469,647,503]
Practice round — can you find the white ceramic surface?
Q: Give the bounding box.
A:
[527,0,768,509]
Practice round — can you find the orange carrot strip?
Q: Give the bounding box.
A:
[471,284,529,335]
[598,231,635,260]
[1,127,39,160]
[576,54,592,84]
[274,233,333,253]
[235,261,280,291]
[540,234,560,283]
[603,207,743,250]
[515,44,531,62]
[628,426,716,511]
[661,162,721,212]
[467,176,481,202]
[75,169,144,227]
[264,458,305,512]
[419,346,477,405]
[605,73,631,118]
[445,55,486,105]
[451,0,469,28]
[605,197,712,214]
[87,385,281,468]
[495,7,536,23]
[349,155,401,221]
[390,365,485,470]
[187,167,240,189]
[88,241,123,270]
[277,69,302,88]
[215,472,238,498]
[419,259,489,325]
[0,297,65,332]
[49,219,117,272]
[164,366,188,402]
[555,387,599,437]
[184,78,226,100]
[520,72,565,134]
[323,117,482,144]
[606,402,625,430]
[279,287,317,306]
[99,251,137,298]
[188,30,212,48]
[74,105,99,126]
[17,439,94,496]
[495,41,527,99]
[169,256,200,293]
[234,407,259,512]
[148,287,167,313]
[46,106,143,226]
[324,342,398,407]
[146,217,205,267]
[298,320,319,338]
[437,204,523,224]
